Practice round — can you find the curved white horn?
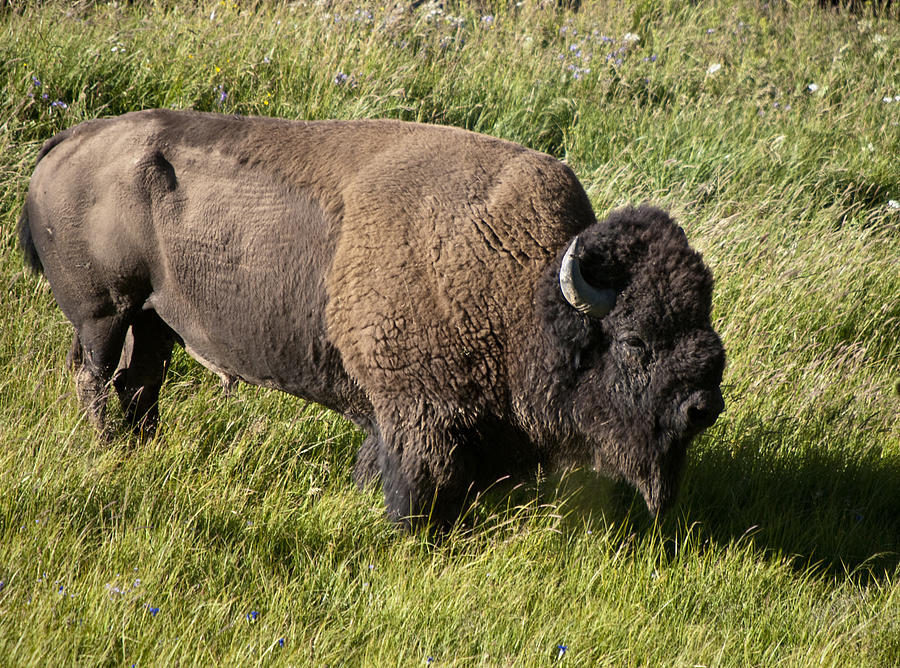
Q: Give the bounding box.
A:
[558,237,616,318]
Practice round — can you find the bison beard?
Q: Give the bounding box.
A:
[18,110,725,527]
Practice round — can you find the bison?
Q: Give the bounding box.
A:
[18,109,725,525]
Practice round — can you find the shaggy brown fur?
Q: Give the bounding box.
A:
[19,110,724,525]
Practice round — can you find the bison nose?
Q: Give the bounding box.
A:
[682,390,724,431]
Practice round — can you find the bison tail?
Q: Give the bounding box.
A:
[18,129,75,276]
[18,206,43,275]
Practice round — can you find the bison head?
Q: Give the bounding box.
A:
[527,205,725,515]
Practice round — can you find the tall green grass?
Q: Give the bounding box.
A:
[1,1,898,664]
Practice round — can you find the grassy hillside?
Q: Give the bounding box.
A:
[1,1,898,665]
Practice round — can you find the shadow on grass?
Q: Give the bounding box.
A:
[518,413,900,582]
[44,390,897,584]
[327,408,898,584]
[664,414,900,581]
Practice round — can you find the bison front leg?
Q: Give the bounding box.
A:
[352,430,384,489]
[376,420,475,529]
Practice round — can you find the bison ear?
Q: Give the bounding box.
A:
[558,236,617,319]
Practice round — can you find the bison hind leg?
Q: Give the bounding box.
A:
[69,313,133,440]
[112,309,175,440]
[66,332,83,370]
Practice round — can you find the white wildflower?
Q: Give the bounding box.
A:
[888,200,900,209]
[623,32,640,43]
[707,63,722,75]
[808,83,819,93]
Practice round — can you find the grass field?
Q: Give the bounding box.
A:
[1,0,899,665]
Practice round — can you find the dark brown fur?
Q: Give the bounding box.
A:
[19,109,724,525]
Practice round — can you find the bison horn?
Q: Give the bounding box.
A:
[559,237,616,318]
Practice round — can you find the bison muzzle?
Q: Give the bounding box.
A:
[19,110,725,525]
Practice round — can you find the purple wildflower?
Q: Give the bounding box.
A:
[247,610,259,621]
[567,64,590,80]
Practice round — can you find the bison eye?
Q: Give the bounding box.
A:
[623,335,647,350]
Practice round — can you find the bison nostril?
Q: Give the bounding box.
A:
[683,391,724,429]
[687,403,710,426]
